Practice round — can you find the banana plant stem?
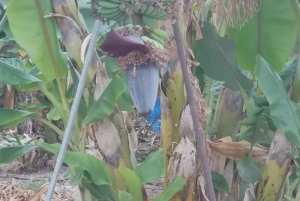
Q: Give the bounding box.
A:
[45,19,102,201]
[37,118,64,138]
[172,21,216,201]
[37,83,68,125]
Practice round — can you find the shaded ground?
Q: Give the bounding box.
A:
[0,112,163,200]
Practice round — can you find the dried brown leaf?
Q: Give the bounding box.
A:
[208,138,268,162]
[168,137,196,200]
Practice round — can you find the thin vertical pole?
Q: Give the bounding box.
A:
[45,19,101,201]
[172,21,217,201]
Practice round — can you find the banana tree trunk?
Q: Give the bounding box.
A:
[256,130,292,201]
[3,85,15,109]
[51,0,138,200]
[213,87,243,140]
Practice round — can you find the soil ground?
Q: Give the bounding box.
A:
[0,113,163,200]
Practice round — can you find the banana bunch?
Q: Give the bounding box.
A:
[141,36,164,50]
[132,1,169,20]
[144,26,170,46]
[92,0,130,21]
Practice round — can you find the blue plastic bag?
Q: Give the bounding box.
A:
[147,98,161,135]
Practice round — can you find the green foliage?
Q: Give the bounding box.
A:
[101,56,134,112]
[134,149,164,184]
[18,103,48,111]
[0,60,40,85]
[0,109,41,129]
[7,0,68,81]
[46,108,61,121]
[152,177,185,201]
[212,171,230,193]
[118,191,134,201]
[237,157,263,184]
[119,167,143,201]
[228,0,297,72]
[195,21,253,91]
[237,103,274,144]
[202,76,219,135]
[86,71,127,123]
[35,141,111,185]
[0,145,38,164]
[255,55,300,146]
[81,179,116,201]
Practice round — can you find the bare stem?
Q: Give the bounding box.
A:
[132,13,144,27]
[172,22,216,201]
[37,118,64,138]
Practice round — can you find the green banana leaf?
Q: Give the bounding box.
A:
[202,75,219,135]
[119,167,143,201]
[195,21,253,91]
[35,141,111,185]
[228,0,297,72]
[118,191,133,201]
[81,180,115,201]
[152,177,185,201]
[237,102,274,144]
[0,109,41,129]
[237,157,263,184]
[101,56,134,111]
[7,0,68,81]
[134,149,164,184]
[212,171,230,193]
[0,60,40,85]
[254,60,298,107]
[18,103,48,111]
[0,145,38,164]
[255,54,300,146]
[85,71,127,123]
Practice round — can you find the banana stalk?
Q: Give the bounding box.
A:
[158,20,185,190]
[212,87,243,140]
[51,0,96,86]
[51,0,137,200]
[256,130,292,201]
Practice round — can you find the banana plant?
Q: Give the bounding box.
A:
[2,0,300,200]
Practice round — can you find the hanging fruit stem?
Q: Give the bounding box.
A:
[132,13,144,27]
[172,21,217,201]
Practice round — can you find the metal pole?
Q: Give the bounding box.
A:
[45,19,101,201]
[172,22,217,201]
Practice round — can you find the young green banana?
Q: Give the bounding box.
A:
[97,7,120,15]
[145,26,170,41]
[141,36,164,50]
[143,5,156,15]
[97,1,120,9]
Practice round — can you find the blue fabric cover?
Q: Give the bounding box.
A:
[147,98,161,135]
